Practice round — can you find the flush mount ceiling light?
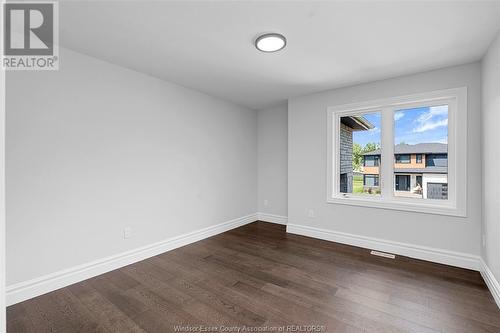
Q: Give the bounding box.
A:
[255,33,286,53]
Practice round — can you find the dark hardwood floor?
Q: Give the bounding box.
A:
[7,222,500,332]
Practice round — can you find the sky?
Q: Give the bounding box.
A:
[352,105,448,147]
[352,113,381,147]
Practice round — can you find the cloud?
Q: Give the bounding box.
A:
[416,105,448,123]
[369,126,380,134]
[394,112,405,121]
[412,105,448,133]
[413,118,448,133]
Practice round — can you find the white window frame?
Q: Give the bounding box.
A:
[326,87,467,217]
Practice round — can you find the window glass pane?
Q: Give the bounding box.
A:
[364,175,379,187]
[395,154,411,163]
[394,105,448,199]
[364,155,380,167]
[339,112,381,196]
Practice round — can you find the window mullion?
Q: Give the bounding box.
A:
[380,107,394,200]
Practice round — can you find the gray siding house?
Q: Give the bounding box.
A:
[339,116,374,193]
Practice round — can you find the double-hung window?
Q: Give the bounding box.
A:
[326,88,467,216]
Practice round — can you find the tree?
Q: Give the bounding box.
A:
[352,142,380,171]
[363,142,378,154]
[352,143,363,171]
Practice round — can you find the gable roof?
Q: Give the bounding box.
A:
[363,143,447,156]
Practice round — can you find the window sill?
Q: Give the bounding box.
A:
[326,196,466,217]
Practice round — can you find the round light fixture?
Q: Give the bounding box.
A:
[255,33,286,53]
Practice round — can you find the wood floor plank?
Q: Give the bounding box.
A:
[167,276,266,327]
[87,275,149,319]
[6,304,35,333]
[123,285,207,330]
[44,288,103,333]
[67,281,147,333]
[7,221,500,333]
[218,230,498,312]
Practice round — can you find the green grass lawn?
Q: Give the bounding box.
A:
[353,174,364,193]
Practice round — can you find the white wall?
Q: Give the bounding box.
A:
[482,32,500,281]
[257,104,288,217]
[0,20,6,330]
[6,47,257,286]
[288,63,482,256]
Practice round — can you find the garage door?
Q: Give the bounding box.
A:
[427,183,448,200]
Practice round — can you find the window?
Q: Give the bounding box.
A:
[395,154,411,164]
[364,174,379,187]
[394,105,449,200]
[340,173,348,193]
[327,87,467,217]
[426,154,447,167]
[338,112,381,196]
[363,155,380,167]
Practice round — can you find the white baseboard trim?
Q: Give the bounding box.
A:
[6,213,258,306]
[480,258,500,309]
[286,223,481,271]
[256,213,288,225]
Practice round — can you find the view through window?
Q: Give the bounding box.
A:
[339,112,381,196]
[329,88,465,216]
[338,105,448,200]
[393,105,448,200]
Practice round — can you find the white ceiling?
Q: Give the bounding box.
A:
[60,1,500,110]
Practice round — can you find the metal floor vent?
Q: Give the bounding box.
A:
[370,250,396,259]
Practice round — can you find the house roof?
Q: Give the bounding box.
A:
[394,167,448,174]
[363,143,447,156]
[340,116,374,131]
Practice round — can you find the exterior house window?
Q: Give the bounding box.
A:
[363,174,379,187]
[363,155,380,167]
[426,154,448,167]
[395,154,411,163]
[327,87,467,217]
[339,173,348,193]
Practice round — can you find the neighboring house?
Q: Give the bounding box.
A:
[362,143,448,199]
[339,116,374,193]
